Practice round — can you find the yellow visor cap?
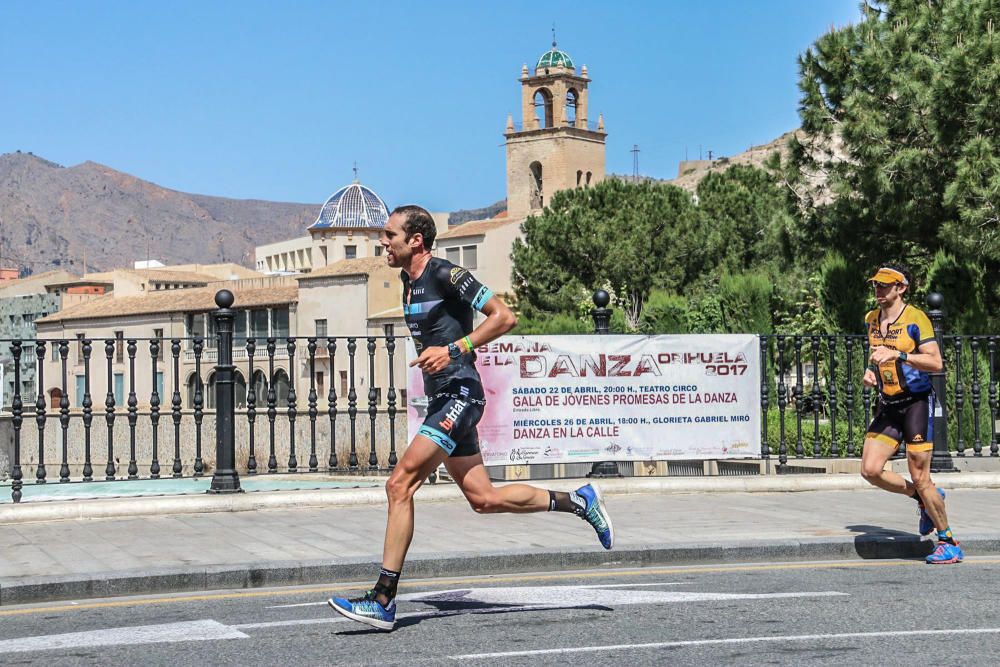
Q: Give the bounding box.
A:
[868,267,908,285]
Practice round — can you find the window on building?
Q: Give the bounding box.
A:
[235,371,247,408]
[272,308,290,341]
[272,369,290,407]
[577,170,583,186]
[234,311,248,346]
[345,245,357,260]
[375,246,383,256]
[155,372,164,401]
[50,341,60,362]
[445,247,461,265]
[153,328,164,361]
[566,88,579,125]
[206,313,218,349]
[115,331,124,363]
[586,171,592,186]
[315,319,328,338]
[400,388,407,407]
[114,373,124,406]
[533,87,553,128]
[76,333,85,364]
[250,309,268,340]
[316,371,325,397]
[340,370,348,397]
[463,245,478,270]
[186,373,200,409]
[75,375,86,407]
[530,161,543,208]
[251,370,267,407]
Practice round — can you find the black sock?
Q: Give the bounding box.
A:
[373,567,400,606]
[548,490,587,517]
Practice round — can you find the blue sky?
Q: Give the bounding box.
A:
[1,1,858,211]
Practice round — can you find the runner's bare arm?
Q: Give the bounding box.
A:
[465,295,517,349]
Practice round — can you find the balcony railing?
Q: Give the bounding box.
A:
[507,119,603,133]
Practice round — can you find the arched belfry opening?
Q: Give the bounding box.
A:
[565,88,579,126]
[529,161,543,209]
[533,88,553,129]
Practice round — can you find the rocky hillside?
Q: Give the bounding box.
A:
[0,152,318,275]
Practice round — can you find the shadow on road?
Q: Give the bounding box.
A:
[846,524,934,560]
[335,602,611,635]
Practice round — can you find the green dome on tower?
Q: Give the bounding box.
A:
[536,45,574,70]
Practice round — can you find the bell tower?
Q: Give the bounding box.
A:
[505,40,606,220]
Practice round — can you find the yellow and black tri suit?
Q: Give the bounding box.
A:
[864,305,938,453]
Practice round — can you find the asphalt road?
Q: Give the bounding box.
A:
[2,558,1000,666]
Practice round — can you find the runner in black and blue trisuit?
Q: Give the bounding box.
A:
[328,205,614,631]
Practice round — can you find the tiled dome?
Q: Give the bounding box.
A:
[308,182,389,230]
[536,46,574,71]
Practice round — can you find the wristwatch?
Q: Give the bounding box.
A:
[898,351,908,362]
[447,342,462,359]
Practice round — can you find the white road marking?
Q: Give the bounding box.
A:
[578,582,684,589]
[396,585,847,607]
[0,620,246,655]
[449,627,1000,660]
[236,604,573,630]
[264,582,686,608]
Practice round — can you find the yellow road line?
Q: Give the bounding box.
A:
[2,558,998,618]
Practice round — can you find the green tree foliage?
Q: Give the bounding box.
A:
[693,165,792,277]
[818,252,869,333]
[925,250,987,333]
[512,313,592,335]
[718,272,775,334]
[511,178,699,327]
[780,0,1000,330]
[638,290,690,334]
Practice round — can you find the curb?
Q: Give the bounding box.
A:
[4,473,1000,525]
[3,534,999,606]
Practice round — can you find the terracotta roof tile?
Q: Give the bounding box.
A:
[37,285,298,324]
[296,256,393,280]
[438,216,521,240]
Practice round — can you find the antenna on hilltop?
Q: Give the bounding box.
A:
[631,144,640,182]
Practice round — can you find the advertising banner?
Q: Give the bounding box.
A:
[406,334,761,465]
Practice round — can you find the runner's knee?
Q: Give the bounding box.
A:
[385,470,418,504]
[911,471,934,492]
[860,461,885,483]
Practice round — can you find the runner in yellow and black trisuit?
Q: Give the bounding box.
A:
[859,264,962,564]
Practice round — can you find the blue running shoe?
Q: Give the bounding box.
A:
[328,590,396,631]
[918,488,946,536]
[926,540,964,565]
[575,483,614,550]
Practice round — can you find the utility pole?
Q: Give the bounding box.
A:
[631,144,640,182]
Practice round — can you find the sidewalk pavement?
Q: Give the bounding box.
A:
[2,474,1000,605]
